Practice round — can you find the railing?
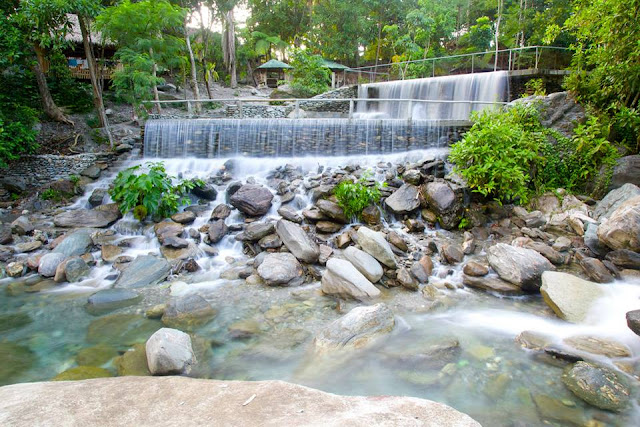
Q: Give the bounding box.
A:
[345,46,572,84]
[146,97,508,120]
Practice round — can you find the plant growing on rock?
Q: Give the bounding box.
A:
[109,162,203,221]
[334,172,384,220]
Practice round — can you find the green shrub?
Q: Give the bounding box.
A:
[109,162,203,221]
[333,172,384,220]
[524,78,546,97]
[41,188,65,202]
[0,104,39,168]
[289,49,330,98]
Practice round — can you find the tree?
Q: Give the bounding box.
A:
[289,49,330,97]
[212,0,240,88]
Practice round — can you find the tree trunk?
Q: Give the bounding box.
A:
[184,19,201,113]
[222,10,237,88]
[78,14,113,147]
[494,0,503,71]
[373,21,382,82]
[32,44,73,125]
[150,47,162,114]
[197,7,213,99]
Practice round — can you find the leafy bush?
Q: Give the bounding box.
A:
[289,49,330,98]
[109,162,203,221]
[46,53,94,114]
[333,172,384,220]
[0,103,39,168]
[40,188,68,202]
[524,78,546,97]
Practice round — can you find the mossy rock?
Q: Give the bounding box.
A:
[86,313,161,346]
[0,342,36,385]
[75,344,119,367]
[0,312,32,332]
[114,343,151,376]
[53,366,113,381]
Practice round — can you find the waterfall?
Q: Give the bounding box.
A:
[143,118,461,158]
[355,71,509,120]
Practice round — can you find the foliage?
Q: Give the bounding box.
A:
[289,49,330,98]
[0,107,39,168]
[108,162,203,221]
[46,53,94,113]
[111,48,164,116]
[333,172,384,220]
[40,188,66,202]
[524,78,546,97]
[468,17,493,51]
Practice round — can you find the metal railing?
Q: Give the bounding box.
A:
[146,97,507,120]
[345,46,571,84]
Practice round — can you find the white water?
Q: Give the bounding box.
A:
[355,71,509,120]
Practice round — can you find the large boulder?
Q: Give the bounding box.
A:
[356,227,397,268]
[54,209,119,228]
[0,377,481,426]
[11,216,33,235]
[593,183,640,221]
[86,289,142,316]
[161,294,217,330]
[314,303,394,353]
[114,255,171,289]
[420,180,463,230]
[145,328,195,375]
[53,230,93,257]
[316,199,347,223]
[321,258,381,300]
[343,246,383,283]
[562,362,630,412]
[63,257,90,282]
[207,220,228,244]
[626,310,640,336]
[609,155,640,191]
[229,184,273,216]
[385,184,420,215]
[515,91,586,137]
[487,243,555,291]
[191,183,217,201]
[0,224,13,245]
[597,195,640,252]
[540,272,604,323]
[275,219,319,263]
[243,222,275,241]
[257,253,304,287]
[38,253,67,278]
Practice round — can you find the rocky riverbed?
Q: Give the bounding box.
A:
[1,149,640,426]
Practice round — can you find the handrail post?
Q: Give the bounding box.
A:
[508,49,512,71]
[295,99,300,118]
[348,99,354,119]
[407,100,413,122]
[471,54,474,73]
[187,100,192,115]
[432,58,435,77]
[535,46,540,70]
[238,100,243,119]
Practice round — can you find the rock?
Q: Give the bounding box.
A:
[606,249,640,269]
[515,331,552,350]
[532,394,587,426]
[421,180,463,230]
[412,256,433,283]
[321,258,380,300]
[403,169,422,185]
[316,221,342,233]
[114,343,151,376]
[318,244,333,265]
[343,246,383,283]
[101,244,122,263]
[487,243,555,291]
[385,184,420,214]
[609,155,640,191]
[562,362,630,411]
[441,243,464,264]
[275,219,319,263]
[64,257,90,282]
[357,226,397,268]
[115,255,171,289]
[0,312,32,332]
[230,184,273,216]
[86,313,160,346]
[210,204,231,220]
[80,165,101,179]
[244,222,275,241]
[0,377,481,426]
[0,342,35,385]
[316,199,347,223]
[563,335,631,358]
[361,205,381,225]
[462,261,488,276]
[387,231,408,252]
[154,221,185,245]
[336,232,351,248]
[11,216,33,235]
[552,236,572,252]
[626,310,640,336]
[114,143,132,153]
[579,257,614,283]
[15,241,42,253]
[207,219,228,243]
[38,253,67,277]
[146,304,166,319]
[161,294,217,330]
[397,267,418,290]
[584,222,608,258]
[76,344,119,367]
[171,211,196,224]
[597,195,640,251]
[524,241,565,265]
[540,272,604,323]
[594,183,640,221]
[86,289,142,315]
[277,205,302,223]
[257,253,304,287]
[160,243,198,261]
[314,303,394,353]
[191,183,217,201]
[6,262,24,278]
[146,328,195,375]
[258,234,281,249]
[53,230,93,257]
[462,275,523,295]
[54,209,119,228]
[53,366,112,381]
[0,224,12,244]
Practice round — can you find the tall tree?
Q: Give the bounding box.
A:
[213,0,239,88]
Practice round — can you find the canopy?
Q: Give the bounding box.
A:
[321,59,350,71]
[256,59,293,70]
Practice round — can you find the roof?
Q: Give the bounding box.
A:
[321,59,350,70]
[256,59,293,70]
[64,14,115,47]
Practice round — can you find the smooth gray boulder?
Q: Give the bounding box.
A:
[145,328,195,375]
[562,362,630,412]
[385,184,420,215]
[316,199,347,223]
[487,243,555,291]
[115,255,171,289]
[53,230,93,257]
[343,246,383,282]
[321,258,381,300]
[609,155,640,191]
[275,219,319,263]
[257,253,304,286]
[243,222,275,241]
[356,226,397,268]
[161,294,217,330]
[54,209,119,228]
[314,303,394,353]
[11,216,33,235]
[207,219,228,244]
[593,183,640,221]
[230,184,273,216]
[597,195,640,252]
[540,272,604,323]
[64,257,90,282]
[0,224,13,244]
[38,253,67,277]
[420,180,463,230]
[86,289,142,315]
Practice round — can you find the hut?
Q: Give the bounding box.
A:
[255,59,293,88]
[321,59,350,88]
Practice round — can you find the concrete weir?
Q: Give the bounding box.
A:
[0,377,481,426]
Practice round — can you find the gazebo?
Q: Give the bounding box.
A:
[321,59,350,88]
[255,59,293,88]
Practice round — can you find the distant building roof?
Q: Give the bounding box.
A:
[65,14,114,47]
[256,59,293,70]
[321,59,350,71]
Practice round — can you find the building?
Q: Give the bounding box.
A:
[255,59,294,88]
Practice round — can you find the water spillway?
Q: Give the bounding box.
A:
[143,118,464,158]
[356,71,509,120]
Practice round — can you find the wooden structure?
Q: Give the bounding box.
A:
[321,59,350,88]
[255,59,293,88]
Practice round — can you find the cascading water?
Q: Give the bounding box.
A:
[355,71,509,120]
